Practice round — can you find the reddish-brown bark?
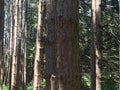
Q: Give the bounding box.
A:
[45,0,81,90]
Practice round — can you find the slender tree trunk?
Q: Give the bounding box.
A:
[33,0,45,89]
[45,0,81,90]
[9,0,14,90]
[96,0,101,90]
[0,0,4,90]
[11,0,20,89]
[90,0,96,88]
[4,1,11,85]
[23,0,28,90]
[3,32,9,85]
[91,0,101,90]
[17,0,22,88]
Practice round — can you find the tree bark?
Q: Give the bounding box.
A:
[9,0,14,90]
[33,0,45,89]
[11,0,20,90]
[91,0,96,89]
[96,0,101,90]
[91,0,101,90]
[45,0,81,90]
[45,0,57,89]
[0,0,4,90]
[23,0,28,90]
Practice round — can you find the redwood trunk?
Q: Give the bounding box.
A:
[45,0,81,90]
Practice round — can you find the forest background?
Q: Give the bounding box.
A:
[0,0,120,90]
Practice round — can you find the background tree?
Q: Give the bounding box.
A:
[0,0,119,90]
[11,0,20,89]
[91,0,102,90]
[23,0,28,90]
[79,0,120,90]
[8,0,14,89]
[33,0,45,89]
[0,0,4,90]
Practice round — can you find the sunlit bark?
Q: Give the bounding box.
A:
[91,0,101,90]
[11,0,20,89]
[33,0,44,89]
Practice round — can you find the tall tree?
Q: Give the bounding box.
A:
[17,0,22,88]
[96,0,102,90]
[9,0,14,90]
[33,0,45,89]
[23,0,28,90]
[45,0,81,90]
[91,0,101,90]
[45,0,57,89]
[11,0,20,89]
[0,0,4,90]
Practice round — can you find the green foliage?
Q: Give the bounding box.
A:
[26,0,38,83]
[27,84,33,90]
[2,85,8,90]
[102,76,119,90]
[81,74,90,90]
[79,0,120,89]
[26,79,46,90]
[41,79,46,90]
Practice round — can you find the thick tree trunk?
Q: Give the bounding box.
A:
[0,0,4,90]
[91,0,101,90]
[45,0,57,89]
[45,0,81,90]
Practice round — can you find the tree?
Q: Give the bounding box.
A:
[95,1,102,90]
[0,0,119,89]
[11,0,20,89]
[45,0,81,90]
[8,0,14,89]
[79,0,119,89]
[0,0,4,90]
[23,0,28,90]
[91,0,102,90]
[33,0,45,89]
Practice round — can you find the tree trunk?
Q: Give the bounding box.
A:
[9,0,14,90]
[23,0,28,90]
[17,0,23,88]
[45,0,57,89]
[33,0,45,89]
[45,0,81,90]
[91,0,101,90]
[11,0,20,89]
[96,0,101,90]
[0,0,4,90]
[90,0,96,89]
